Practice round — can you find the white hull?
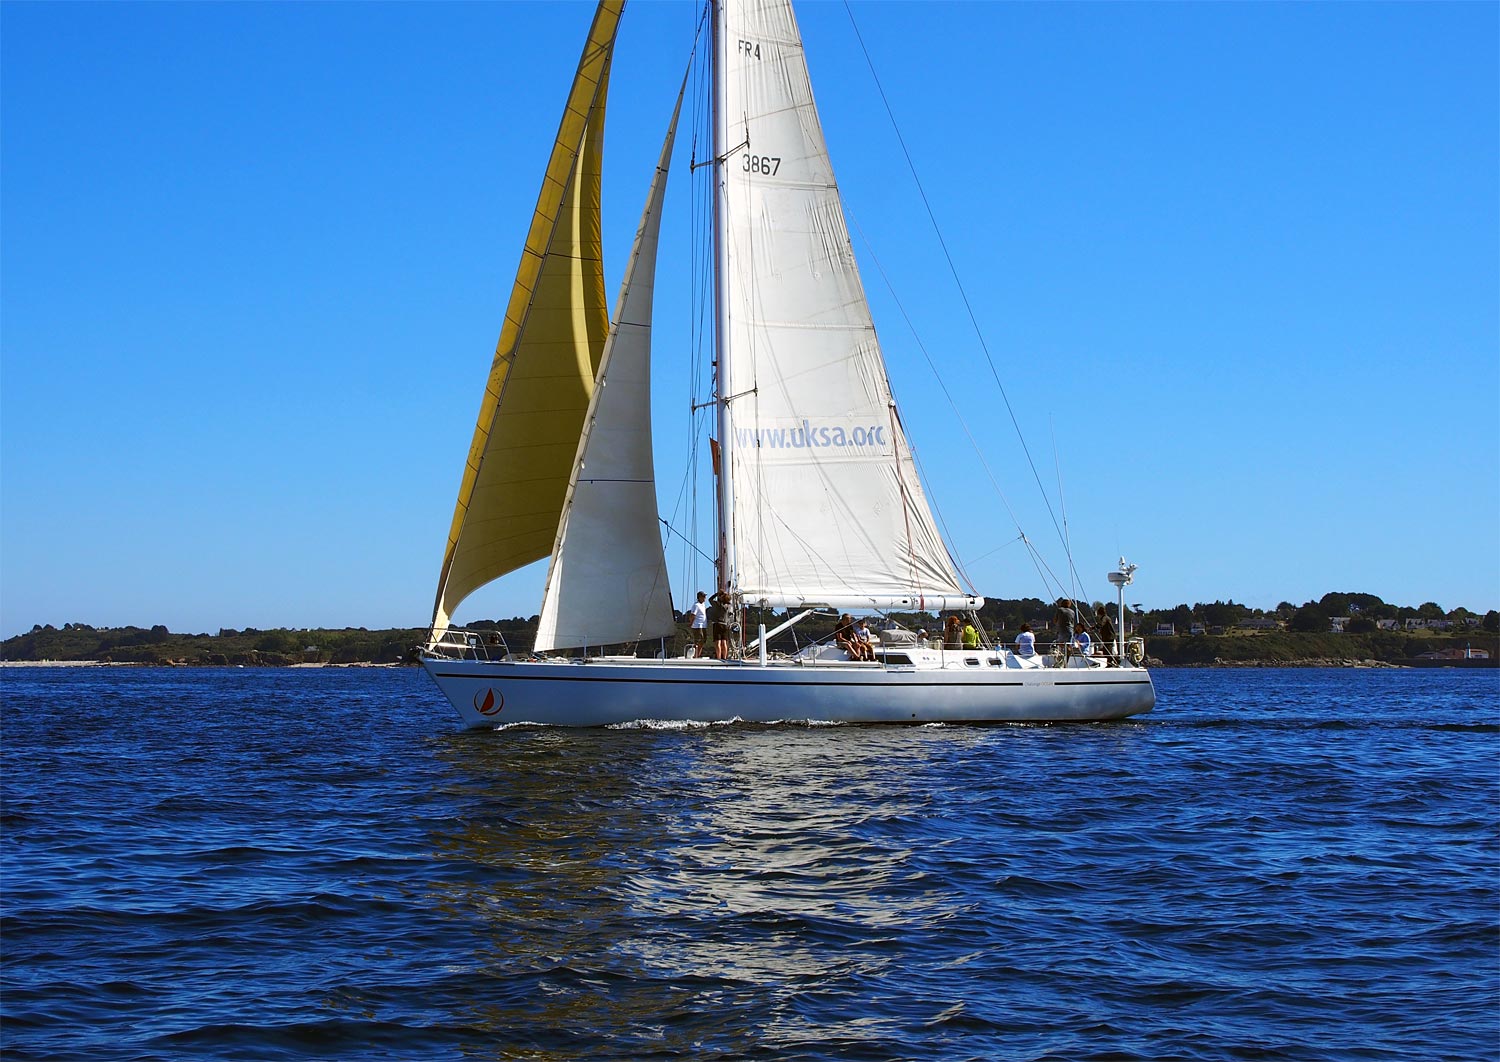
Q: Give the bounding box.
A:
[420,5,1159,735]
[422,654,1154,728]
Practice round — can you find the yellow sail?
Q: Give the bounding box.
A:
[433,1,623,629]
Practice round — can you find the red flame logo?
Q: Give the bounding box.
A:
[473,687,504,716]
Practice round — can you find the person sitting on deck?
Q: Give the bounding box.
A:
[1014,623,1036,658]
[961,620,980,650]
[1073,626,1092,656]
[854,618,875,661]
[834,614,861,660]
[943,615,963,650]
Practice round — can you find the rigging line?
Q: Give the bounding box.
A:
[850,213,1041,582]
[840,0,1068,555]
[666,403,713,527]
[754,500,873,607]
[684,13,717,597]
[692,104,717,595]
[907,429,1051,599]
[1051,417,1076,600]
[889,404,922,601]
[1028,544,1067,600]
[690,12,720,597]
[690,134,750,170]
[1046,418,1095,606]
[895,415,978,595]
[886,400,989,603]
[660,517,717,564]
[665,421,701,536]
[965,534,1028,567]
[727,415,865,603]
[749,461,961,614]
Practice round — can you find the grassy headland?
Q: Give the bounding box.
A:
[1141,630,1497,667]
[0,624,426,667]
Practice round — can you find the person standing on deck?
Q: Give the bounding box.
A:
[1053,598,1077,663]
[1095,605,1117,665]
[708,592,731,660]
[684,592,708,658]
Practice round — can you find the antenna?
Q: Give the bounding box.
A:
[1106,558,1138,664]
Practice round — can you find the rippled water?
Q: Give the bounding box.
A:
[2,666,1496,1060]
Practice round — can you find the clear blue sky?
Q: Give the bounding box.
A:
[2,1,1496,638]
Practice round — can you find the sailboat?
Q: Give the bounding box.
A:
[420,0,1155,727]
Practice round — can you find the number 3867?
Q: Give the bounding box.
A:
[742,154,781,175]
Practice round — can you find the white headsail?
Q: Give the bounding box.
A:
[533,86,686,652]
[716,0,972,611]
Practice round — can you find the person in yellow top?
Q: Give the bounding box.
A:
[961,620,980,649]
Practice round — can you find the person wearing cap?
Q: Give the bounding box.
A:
[684,591,708,657]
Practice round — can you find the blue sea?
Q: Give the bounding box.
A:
[2,666,1496,1061]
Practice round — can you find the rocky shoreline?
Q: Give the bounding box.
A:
[1160,657,1407,669]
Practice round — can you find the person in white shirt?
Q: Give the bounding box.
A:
[685,591,708,657]
[1014,623,1036,658]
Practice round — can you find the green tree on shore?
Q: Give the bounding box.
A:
[1290,604,1330,633]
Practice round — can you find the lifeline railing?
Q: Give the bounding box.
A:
[424,626,510,662]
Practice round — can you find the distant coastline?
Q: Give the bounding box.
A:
[3,625,1495,670]
[5,590,1497,669]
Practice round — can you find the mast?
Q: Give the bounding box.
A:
[710,0,737,602]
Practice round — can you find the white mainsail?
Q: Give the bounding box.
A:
[533,87,686,653]
[716,0,970,611]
